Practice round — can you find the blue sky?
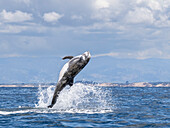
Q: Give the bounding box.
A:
[0,0,170,83]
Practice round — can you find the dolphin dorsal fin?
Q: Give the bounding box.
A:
[62,56,74,60]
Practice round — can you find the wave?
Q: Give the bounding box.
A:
[36,83,114,113]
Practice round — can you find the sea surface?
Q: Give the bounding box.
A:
[0,83,169,128]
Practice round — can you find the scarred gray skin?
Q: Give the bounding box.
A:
[48,51,91,108]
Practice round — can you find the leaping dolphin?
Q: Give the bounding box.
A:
[48,51,91,108]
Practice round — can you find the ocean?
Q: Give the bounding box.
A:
[0,83,169,128]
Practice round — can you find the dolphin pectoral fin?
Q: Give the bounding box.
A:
[62,56,74,60]
[68,78,74,86]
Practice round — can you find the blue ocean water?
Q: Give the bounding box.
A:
[0,84,169,128]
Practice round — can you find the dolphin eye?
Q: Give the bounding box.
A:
[80,57,83,61]
[80,56,85,61]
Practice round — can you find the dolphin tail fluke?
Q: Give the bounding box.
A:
[47,83,63,108]
[47,96,57,108]
[47,104,53,108]
[47,94,58,108]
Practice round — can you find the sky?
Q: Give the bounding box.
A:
[0,0,170,83]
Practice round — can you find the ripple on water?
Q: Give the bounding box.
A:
[0,86,169,127]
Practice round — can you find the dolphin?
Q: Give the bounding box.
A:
[48,51,91,108]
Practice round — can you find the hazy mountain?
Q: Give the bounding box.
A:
[0,57,170,83]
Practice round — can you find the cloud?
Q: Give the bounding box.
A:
[90,0,170,27]
[93,52,119,58]
[0,35,52,58]
[0,24,27,33]
[135,48,163,59]
[71,15,83,20]
[0,53,29,58]
[0,22,48,34]
[14,0,30,5]
[0,9,32,23]
[94,47,170,60]
[137,0,162,11]
[125,7,154,24]
[0,0,169,59]
[43,12,63,22]
[95,0,110,9]
[92,0,123,22]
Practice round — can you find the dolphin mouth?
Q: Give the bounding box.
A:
[88,52,91,58]
[84,51,91,59]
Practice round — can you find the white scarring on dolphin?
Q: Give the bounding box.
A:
[48,51,91,108]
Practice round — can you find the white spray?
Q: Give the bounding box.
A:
[35,83,113,113]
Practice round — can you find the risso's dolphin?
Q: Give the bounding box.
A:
[48,51,91,108]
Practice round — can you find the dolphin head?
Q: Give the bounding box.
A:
[67,51,91,72]
[80,51,91,63]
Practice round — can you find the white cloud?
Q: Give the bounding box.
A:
[94,48,170,60]
[14,0,30,5]
[0,36,51,58]
[43,12,63,22]
[0,22,47,34]
[0,10,32,23]
[137,0,162,11]
[135,48,163,59]
[147,0,162,11]
[163,0,170,8]
[93,52,119,58]
[128,48,170,60]
[95,0,110,9]
[0,24,27,33]
[0,0,169,60]
[91,0,169,27]
[155,14,170,27]
[0,53,25,58]
[92,0,123,21]
[71,15,83,20]
[125,7,154,24]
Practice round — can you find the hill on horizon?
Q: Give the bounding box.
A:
[0,56,170,83]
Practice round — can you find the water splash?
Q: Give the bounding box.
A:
[35,83,113,113]
[35,84,55,108]
[0,84,113,115]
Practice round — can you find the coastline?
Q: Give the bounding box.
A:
[0,82,170,87]
[96,82,170,87]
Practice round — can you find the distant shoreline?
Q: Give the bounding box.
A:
[0,81,170,87]
[96,82,170,87]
